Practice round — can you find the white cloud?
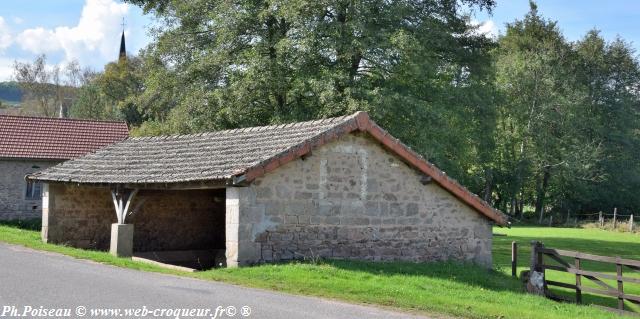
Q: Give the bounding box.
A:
[0,17,12,51]
[476,20,498,39]
[0,57,16,81]
[12,17,23,25]
[18,27,60,52]
[16,0,129,65]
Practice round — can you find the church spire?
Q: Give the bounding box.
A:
[119,18,126,62]
[119,31,126,62]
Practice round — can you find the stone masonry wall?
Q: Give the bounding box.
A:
[43,184,225,251]
[0,159,60,220]
[42,183,115,248]
[227,133,493,267]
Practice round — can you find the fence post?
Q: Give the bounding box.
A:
[617,261,624,310]
[531,241,543,272]
[613,207,618,228]
[599,211,603,228]
[528,241,546,295]
[630,215,634,232]
[511,241,518,277]
[575,258,582,304]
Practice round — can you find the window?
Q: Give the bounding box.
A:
[26,181,42,200]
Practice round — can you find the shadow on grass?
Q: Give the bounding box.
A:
[0,219,41,231]
[318,258,525,293]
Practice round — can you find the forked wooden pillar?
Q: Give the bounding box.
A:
[110,188,139,257]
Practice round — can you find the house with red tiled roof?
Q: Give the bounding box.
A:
[0,115,128,220]
[28,112,506,269]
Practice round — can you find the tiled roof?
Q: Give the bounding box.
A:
[29,112,507,225]
[0,115,129,160]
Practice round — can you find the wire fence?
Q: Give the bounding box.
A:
[551,208,637,232]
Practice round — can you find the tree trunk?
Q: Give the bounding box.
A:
[536,166,551,223]
[482,168,493,203]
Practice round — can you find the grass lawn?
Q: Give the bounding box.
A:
[0,223,635,319]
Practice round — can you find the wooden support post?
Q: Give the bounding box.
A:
[108,188,140,258]
[566,209,571,225]
[531,241,541,272]
[630,215,634,232]
[599,211,603,228]
[613,207,618,229]
[511,241,518,277]
[575,257,582,304]
[617,262,624,310]
[111,188,139,224]
[549,215,553,227]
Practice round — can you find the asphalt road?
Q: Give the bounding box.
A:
[0,243,429,319]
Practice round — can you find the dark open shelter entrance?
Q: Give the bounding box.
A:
[128,188,226,270]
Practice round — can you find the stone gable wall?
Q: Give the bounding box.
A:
[43,185,225,251]
[0,159,60,220]
[227,133,493,267]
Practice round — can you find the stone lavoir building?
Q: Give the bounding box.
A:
[29,112,507,269]
[0,115,129,220]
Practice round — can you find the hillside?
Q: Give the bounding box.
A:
[0,81,22,106]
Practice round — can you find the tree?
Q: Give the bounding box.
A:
[70,56,145,123]
[571,31,640,213]
[492,2,603,221]
[125,0,499,190]
[13,55,89,117]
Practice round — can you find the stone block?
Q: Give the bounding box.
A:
[298,215,310,225]
[255,187,273,199]
[294,191,313,200]
[325,216,341,225]
[285,215,298,224]
[275,185,292,198]
[405,203,419,216]
[110,223,134,257]
[341,217,370,225]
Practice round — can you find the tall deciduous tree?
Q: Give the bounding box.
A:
[492,2,603,221]
[571,31,640,213]
[126,0,499,190]
[13,55,90,117]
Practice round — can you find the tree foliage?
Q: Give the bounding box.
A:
[12,55,91,117]
[70,56,145,123]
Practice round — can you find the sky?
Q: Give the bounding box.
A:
[474,0,640,49]
[0,0,639,81]
[0,0,152,81]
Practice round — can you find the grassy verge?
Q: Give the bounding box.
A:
[0,224,628,319]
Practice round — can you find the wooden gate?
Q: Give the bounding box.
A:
[530,241,640,315]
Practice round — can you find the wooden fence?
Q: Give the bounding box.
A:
[581,207,636,231]
[529,241,640,316]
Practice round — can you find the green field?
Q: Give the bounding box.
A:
[493,226,640,313]
[0,223,637,319]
